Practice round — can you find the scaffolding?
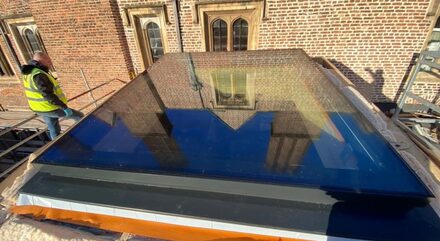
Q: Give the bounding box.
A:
[393,50,440,166]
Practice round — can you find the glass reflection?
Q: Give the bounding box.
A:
[36,50,430,197]
[213,70,251,108]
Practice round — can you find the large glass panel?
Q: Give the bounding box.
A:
[146,22,164,62]
[233,18,248,51]
[212,19,227,52]
[35,50,432,198]
[233,71,248,104]
[214,71,232,103]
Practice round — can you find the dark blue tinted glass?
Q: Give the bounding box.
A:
[35,50,431,198]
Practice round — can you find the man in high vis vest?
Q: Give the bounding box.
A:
[21,52,84,140]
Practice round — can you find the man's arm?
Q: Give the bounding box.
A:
[33,74,68,110]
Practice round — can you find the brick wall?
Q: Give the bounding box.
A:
[27,0,132,108]
[0,0,438,111]
[177,0,434,102]
[0,0,132,110]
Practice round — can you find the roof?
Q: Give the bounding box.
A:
[13,50,440,241]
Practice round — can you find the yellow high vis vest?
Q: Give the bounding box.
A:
[23,68,67,112]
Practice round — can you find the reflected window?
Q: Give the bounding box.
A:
[146,22,164,62]
[212,19,228,52]
[233,71,247,101]
[216,72,232,99]
[233,18,248,51]
[213,71,249,107]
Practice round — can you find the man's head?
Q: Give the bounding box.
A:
[33,51,52,69]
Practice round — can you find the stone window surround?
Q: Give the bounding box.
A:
[208,13,252,52]
[123,5,170,71]
[3,17,46,65]
[196,0,264,52]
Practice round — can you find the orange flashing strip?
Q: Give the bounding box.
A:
[11,205,311,241]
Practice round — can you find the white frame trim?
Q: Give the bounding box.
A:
[17,193,365,241]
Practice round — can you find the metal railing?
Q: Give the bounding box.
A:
[393,51,440,120]
[0,78,126,139]
[0,78,126,179]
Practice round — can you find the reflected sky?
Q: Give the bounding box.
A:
[36,50,431,198]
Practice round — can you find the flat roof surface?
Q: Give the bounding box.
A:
[20,171,440,241]
[33,50,431,198]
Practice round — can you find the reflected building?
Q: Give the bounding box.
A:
[86,50,362,172]
[210,70,255,110]
[94,71,185,168]
[266,112,321,172]
[30,50,432,202]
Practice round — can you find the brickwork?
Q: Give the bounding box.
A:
[0,0,438,111]
[0,0,30,17]
[177,0,435,102]
[0,0,131,110]
[27,0,131,108]
[132,50,357,137]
